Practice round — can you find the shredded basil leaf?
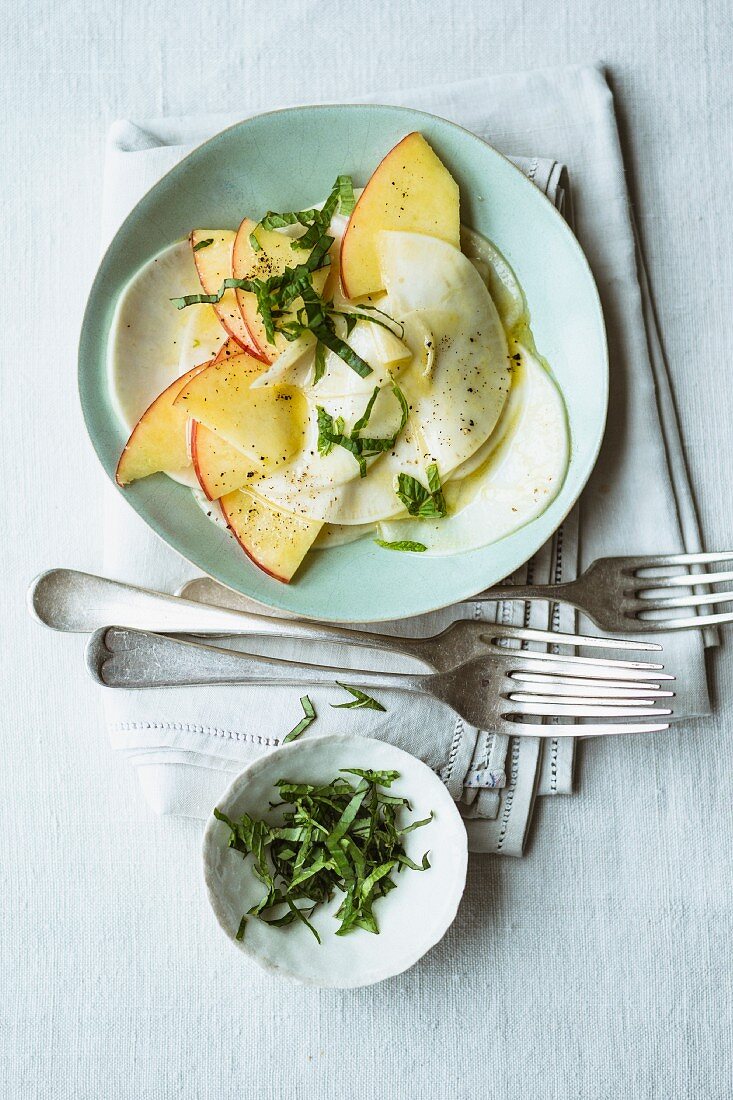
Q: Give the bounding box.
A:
[313,341,327,384]
[330,305,405,341]
[283,695,317,743]
[354,382,408,459]
[400,810,435,834]
[374,539,428,553]
[341,767,400,784]
[316,384,409,478]
[312,321,372,377]
[392,382,410,428]
[316,407,334,455]
[316,407,342,456]
[395,473,430,514]
[351,386,380,434]
[336,174,356,216]
[426,462,447,517]
[255,174,354,254]
[192,237,214,252]
[395,463,448,519]
[214,767,431,942]
[331,683,386,711]
[260,209,316,233]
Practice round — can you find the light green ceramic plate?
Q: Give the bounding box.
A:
[79,104,607,623]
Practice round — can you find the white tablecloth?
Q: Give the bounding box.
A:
[4,4,733,1097]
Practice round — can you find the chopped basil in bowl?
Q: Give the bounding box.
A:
[203,734,467,987]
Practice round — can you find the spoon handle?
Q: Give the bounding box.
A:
[28,568,269,634]
[27,569,437,667]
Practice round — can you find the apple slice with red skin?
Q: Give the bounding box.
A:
[192,337,297,498]
[173,351,305,469]
[232,218,329,363]
[220,488,322,582]
[190,230,265,360]
[190,421,262,500]
[115,362,210,487]
[212,336,242,365]
[340,132,460,300]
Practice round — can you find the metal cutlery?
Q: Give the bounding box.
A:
[30,568,664,674]
[34,568,676,737]
[466,551,733,632]
[86,626,674,739]
[179,554,733,634]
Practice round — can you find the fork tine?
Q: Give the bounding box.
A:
[629,551,733,570]
[636,569,733,590]
[488,622,661,651]
[507,683,674,701]
[509,694,670,709]
[637,589,733,610]
[509,670,669,691]
[506,701,673,718]
[503,720,670,738]
[632,609,733,631]
[496,647,673,678]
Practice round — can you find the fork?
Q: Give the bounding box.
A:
[30,568,666,674]
[179,553,733,635]
[86,626,674,739]
[463,551,733,632]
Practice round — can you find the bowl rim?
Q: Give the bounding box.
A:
[79,102,608,623]
[201,732,469,987]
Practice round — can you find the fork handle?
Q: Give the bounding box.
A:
[470,579,584,607]
[87,627,433,694]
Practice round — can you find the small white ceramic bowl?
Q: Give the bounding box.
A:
[202,734,468,987]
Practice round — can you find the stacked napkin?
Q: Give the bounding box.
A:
[100,64,710,855]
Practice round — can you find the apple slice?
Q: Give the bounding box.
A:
[340,132,460,300]
[232,218,329,362]
[191,421,261,500]
[212,336,242,365]
[190,230,263,357]
[116,363,209,486]
[173,351,306,469]
[220,488,322,582]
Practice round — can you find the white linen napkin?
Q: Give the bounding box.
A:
[99,64,711,856]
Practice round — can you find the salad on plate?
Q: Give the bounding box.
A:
[110,132,568,582]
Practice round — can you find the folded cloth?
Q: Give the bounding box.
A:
[100,63,711,856]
